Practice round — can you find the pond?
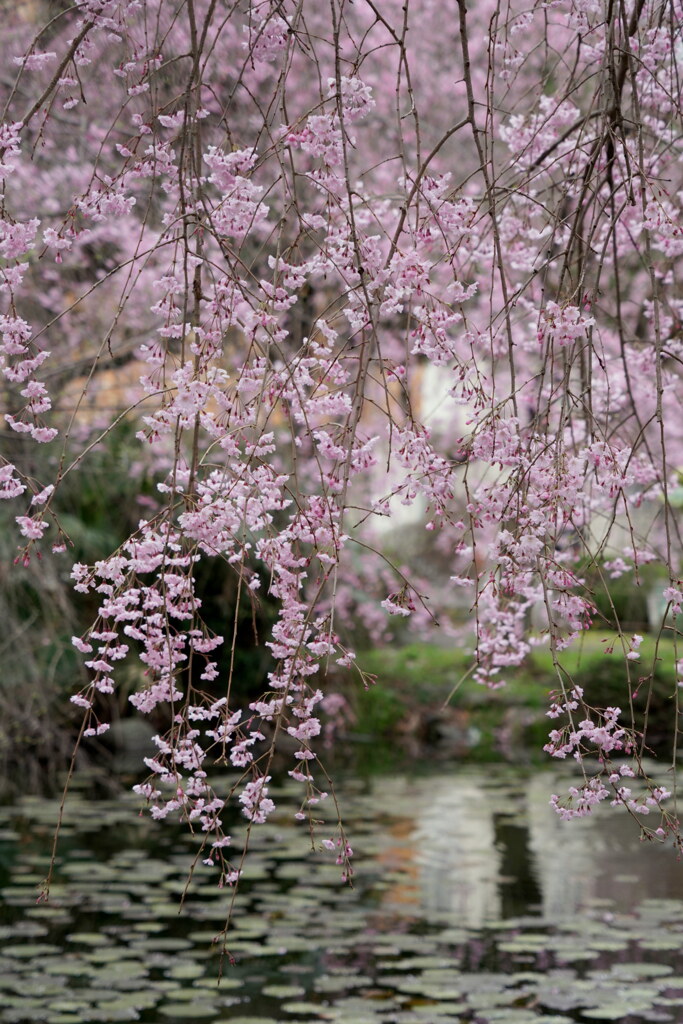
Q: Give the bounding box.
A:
[1,764,682,1023]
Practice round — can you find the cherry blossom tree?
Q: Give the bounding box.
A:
[1,0,683,900]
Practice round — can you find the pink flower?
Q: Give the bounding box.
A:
[13,51,57,70]
[15,515,48,540]
[31,484,54,506]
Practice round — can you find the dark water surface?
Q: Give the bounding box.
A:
[1,765,682,1023]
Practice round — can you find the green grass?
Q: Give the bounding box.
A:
[349,631,681,761]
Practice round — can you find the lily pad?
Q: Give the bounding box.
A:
[158,1003,217,1018]
[261,985,307,998]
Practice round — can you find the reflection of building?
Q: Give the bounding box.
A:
[376,767,681,930]
[404,773,502,928]
[526,772,603,918]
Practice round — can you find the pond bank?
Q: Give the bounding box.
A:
[349,633,679,764]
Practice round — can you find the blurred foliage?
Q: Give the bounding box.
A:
[0,531,81,794]
[56,426,151,564]
[0,424,147,793]
[190,554,277,707]
[0,424,274,794]
[579,561,668,634]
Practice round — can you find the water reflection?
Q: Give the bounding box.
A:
[0,764,681,1024]
[411,773,502,926]
[525,770,682,917]
[382,766,680,927]
[494,819,542,919]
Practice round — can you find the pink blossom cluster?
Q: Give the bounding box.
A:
[2,0,683,889]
